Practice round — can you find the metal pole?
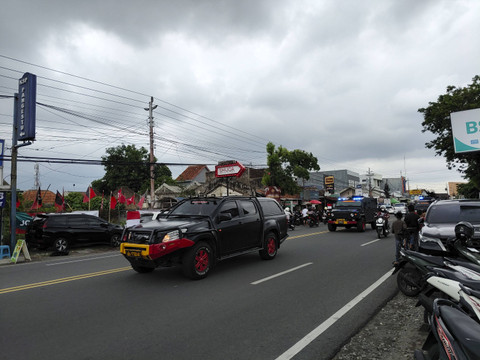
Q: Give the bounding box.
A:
[10,94,18,252]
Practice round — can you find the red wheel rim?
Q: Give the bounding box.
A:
[267,238,276,255]
[195,248,209,272]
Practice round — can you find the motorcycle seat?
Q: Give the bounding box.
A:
[404,250,445,267]
[438,305,480,358]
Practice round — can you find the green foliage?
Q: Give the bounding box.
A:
[262,142,320,194]
[457,182,479,199]
[419,75,480,188]
[93,144,175,194]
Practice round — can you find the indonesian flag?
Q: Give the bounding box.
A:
[83,186,96,203]
[100,191,104,210]
[126,195,136,205]
[54,191,65,212]
[118,189,126,204]
[137,193,146,209]
[110,195,117,210]
[31,187,42,210]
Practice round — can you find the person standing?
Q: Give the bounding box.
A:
[404,204,420,250]
[301,206,308,225]
[391,211,407,265]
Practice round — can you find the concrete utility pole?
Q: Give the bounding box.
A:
[145,97,157,209]
[366,168,373,197]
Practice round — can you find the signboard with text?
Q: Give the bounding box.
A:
[17,72,37,141]
[215,161,246,178]
[324,175,334,192]
[451,108,480,154]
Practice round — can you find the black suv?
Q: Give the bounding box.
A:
[327,196,378,232]
[26,213,123,252]
[419,199,480,253]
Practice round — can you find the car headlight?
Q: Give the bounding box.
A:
[162,230,181,242]
[377,218,384,224]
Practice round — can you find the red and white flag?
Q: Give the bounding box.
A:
[83,186,96,203]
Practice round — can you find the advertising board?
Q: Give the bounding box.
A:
[451,108,480,154]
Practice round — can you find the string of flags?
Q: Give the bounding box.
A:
[23,186,147,211]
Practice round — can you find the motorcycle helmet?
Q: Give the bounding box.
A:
[285,207,290,212]
[454,221,475,240]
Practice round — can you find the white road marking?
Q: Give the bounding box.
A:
[251,263,313,285]
[46,254,121,266]
[275,269,394,360]
[361,239,381,246]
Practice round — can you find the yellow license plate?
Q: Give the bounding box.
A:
[337,219,345,224]
[126,250,143,257]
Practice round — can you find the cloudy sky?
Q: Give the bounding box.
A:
[1,0,479,194]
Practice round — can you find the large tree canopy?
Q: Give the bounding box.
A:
[419,75,480,190]
[262,142,320,195]
[92,144,174,194]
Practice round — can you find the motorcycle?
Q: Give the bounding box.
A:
[308,211,320,227]
[394,222,480,297]
[414,298,480,359]
[375,211,390,238]
[415,262,480,323]
[292,211,303,226]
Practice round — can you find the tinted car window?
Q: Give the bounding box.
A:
[46,216,67,226]
[67,216,89,227]
[427,204,480,223]
[239,200,257,216]
[259,199,283,216]
[170,200,218,216]
[219,201,239,219]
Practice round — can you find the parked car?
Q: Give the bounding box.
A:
[393,203,407,214]
[26,213,123,252]
[419,199,480,254]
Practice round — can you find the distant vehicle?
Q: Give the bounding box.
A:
[326,196,377,232]
[414,199,433,214]
[384,205,395,214]
[393,203,407,214]
[120,196,288,279]
[26,213,123,252]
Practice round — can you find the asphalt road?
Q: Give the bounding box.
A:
[0,223,398,360]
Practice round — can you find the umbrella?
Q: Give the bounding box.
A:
[309,199,321,204]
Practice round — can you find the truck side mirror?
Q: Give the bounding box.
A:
[217,213,232,223]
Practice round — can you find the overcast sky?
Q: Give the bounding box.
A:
[1,0,479,194]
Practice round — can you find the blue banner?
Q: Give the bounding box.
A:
[0,192,5,208]
[17,73,37,141]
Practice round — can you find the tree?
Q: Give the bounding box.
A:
[93,144,174,194]
[419,75,480,192]
[384,182,390,199]
[262,142,320,195]
[457,182,479,199]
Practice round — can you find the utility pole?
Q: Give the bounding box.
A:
[145,97,157,209]
[366,168,373,197]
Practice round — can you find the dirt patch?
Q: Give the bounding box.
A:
[331,292,430,359]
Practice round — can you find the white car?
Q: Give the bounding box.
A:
[393,203,407,214]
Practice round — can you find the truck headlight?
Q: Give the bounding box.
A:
[162,230,181,242]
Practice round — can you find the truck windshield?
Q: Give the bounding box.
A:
[336,201,361,208]
[169,200,218,216]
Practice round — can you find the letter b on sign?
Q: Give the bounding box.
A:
[466,121,479,134]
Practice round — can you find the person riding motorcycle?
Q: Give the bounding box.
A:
[376,206,390,230]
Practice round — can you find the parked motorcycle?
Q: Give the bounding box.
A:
[394,222,480,297]
[414,298,480,360]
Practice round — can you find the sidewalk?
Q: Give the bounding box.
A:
[0,245,118,266]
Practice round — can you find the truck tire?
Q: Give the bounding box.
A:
[182,241,212,280]
[357,220,366,232]
[259,232,277,260]
[328,223,336,232]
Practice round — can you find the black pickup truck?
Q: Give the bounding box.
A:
[120,196,288,279]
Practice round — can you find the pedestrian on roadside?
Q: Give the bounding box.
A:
[404,204,421,250]
[391,211,407,265]
[301,206,308,225]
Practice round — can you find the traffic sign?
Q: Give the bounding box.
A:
[215,161,246,178]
